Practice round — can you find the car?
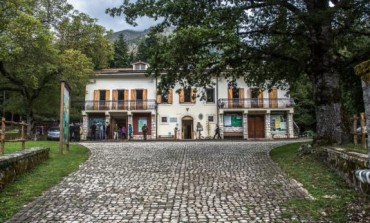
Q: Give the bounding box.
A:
[47,127,60,140]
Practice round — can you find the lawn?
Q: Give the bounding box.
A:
[270,142,370,222]
[0,141,89,222]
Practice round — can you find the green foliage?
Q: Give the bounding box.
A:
[271,143,368,222]
[0,141,89,222]
[0,0,113,128]
[108,0,370,144]
[355,60,370,83]
[110,33,130,68]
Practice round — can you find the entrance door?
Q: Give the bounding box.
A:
[248,115,265,138]
[182,116,193,139]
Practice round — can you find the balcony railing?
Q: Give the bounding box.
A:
[218,98,295,109]
[84,100,157,111]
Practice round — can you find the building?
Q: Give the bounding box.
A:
[81,62,296,140]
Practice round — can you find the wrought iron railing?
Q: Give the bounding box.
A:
[218,98,295,109]
[84,100,157,111]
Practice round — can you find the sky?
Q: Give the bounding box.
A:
[66,0,159,32]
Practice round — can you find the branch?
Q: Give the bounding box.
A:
[0,61,24,87]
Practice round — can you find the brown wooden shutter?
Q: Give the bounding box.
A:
[269,88,278,108]
[143,89,147,109]
[239,88,244,108]
[156,91,162,104]
[112,90,118,110]
[131,89,136,110]
[124,89,129,109]
[228,88,233,108]
[258,89,264,108]
[191,88,196,104]
[93,90,99,110]
[179,89,184,103]
[105,90,110,110]
[168,89,173,104]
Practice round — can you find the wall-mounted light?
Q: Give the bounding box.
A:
[186,108,189,112]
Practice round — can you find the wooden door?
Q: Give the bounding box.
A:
[248,115,265,138]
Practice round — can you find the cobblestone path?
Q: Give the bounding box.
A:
[9,141,317,222]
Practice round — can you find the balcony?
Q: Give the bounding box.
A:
[84,100,157,111]
[218,98,295,109]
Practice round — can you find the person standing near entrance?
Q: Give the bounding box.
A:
[213,124,221,139]
[114,124,118,140]
[142,124,148,140]
[128,124,133,140]
[121,126,127,139]
[90,122,97,140]
[106,122,110,140]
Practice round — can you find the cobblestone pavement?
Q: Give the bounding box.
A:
[9,141,320,223]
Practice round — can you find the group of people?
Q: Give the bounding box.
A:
[69,123,82,142]
[90,122,134,140]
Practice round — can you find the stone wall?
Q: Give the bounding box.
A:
[325,147,370,194]
[0,148,50,191]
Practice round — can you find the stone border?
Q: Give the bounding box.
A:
[325,147,370,194]
[0,148,50,190]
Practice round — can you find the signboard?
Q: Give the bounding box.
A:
[224,114,242,127]
[271,114,287,134]
[138,117,147,133]
[59,81,71,155]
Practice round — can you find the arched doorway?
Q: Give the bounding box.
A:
[182,116,194,139]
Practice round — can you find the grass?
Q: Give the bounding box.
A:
[0,141,89,223]
[270,142,369,222]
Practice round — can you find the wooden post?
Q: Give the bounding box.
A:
[21,121,25,150]
[360,113,366,149]
[1,117,5,155]
[353,115,358,145]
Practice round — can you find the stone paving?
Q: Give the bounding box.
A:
[8,141,320,222]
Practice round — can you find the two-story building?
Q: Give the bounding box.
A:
[81,62,296,140]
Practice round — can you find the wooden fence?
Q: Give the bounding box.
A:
[0,117,28,155]
[352,113,367,149]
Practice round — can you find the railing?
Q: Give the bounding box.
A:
[218,98,295,109]
[84,100,157,111]
[0,117,28,155]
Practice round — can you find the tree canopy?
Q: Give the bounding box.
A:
[108,0,370,145]
[0,0,113,133]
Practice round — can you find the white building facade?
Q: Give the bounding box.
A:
[82,62,296,140]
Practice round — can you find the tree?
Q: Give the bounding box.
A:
[354,60,370,152]
[0,0,109,134]
[108,0,370,145]
[110,33,130,68]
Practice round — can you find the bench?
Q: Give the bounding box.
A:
[158,135,175,140]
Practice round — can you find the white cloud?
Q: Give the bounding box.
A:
[67,0,159,32]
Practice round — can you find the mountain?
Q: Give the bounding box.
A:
[108,29,150,45]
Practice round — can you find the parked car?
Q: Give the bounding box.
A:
[47,127,60,140]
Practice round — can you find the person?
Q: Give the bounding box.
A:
[90,122,97,140]
[121,126,127,139]
[142,124,148,140]
[213,124,221,139]
[79,125,83,141]
[114,124,118,140]
[106,122,110,140]
[74,124,80,142]
[99,123,105,140]
[128,124,133,140]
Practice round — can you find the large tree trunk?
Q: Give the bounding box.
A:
[362,80,370,153]
[312,70,348,145]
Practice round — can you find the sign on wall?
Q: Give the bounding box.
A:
[138,117,147,133]
[271,114,287,134]
[59,81,71,155]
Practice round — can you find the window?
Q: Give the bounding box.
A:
[232,88,240,99]
[134,63,147,70]
[184,87,192,103]
[161,93,169,103]
[208,115,214,122]
[170,117,178,123]
[206,88,215,103]
[161,116,168,123]
[136,90,143,100]
[270,113,287,134]
[118,90,124,101]
[99,91,106,101]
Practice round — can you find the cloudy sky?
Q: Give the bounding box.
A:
[66,0,159,32]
